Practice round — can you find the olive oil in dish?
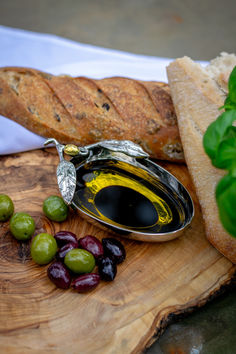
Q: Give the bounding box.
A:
[73,160,185,234]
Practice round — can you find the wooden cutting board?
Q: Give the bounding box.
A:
[0,148,235,354]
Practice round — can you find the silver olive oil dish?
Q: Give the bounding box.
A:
[44,138,194,242]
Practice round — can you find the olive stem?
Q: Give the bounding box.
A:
[44,138,65,162]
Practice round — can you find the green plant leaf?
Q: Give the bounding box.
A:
[220,67,236,110]
[228,66,236,104]
[216,175,236,238]
[203,66,236,239]
[215,174,233,199]
[222,96,236,111]
[224,125,236,138]
[214,137,236,171]
[203,110,236,162]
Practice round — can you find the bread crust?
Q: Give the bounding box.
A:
[0,67,183,161]
[167,57,236,264]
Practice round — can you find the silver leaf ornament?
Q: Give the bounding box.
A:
[57,160,76,205]
[90,140,149,158]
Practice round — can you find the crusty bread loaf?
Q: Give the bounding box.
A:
[0,67,183,161]
[167,53,236,264]
[206,52,236,93]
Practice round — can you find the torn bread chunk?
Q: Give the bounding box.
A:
[206,52,236,93]
[167,53,236,264]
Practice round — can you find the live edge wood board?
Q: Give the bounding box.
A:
[0,148,235,354]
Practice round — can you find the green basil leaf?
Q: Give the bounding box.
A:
[216,175,236,238]
[214,137,236,170]
[224,125,236,139]
[215,173,233,198]
[228,66,236,104]
[203,110,236,162]
[222,96,236,111]
[205,66,236,240]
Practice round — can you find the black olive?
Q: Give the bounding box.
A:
[47,261,71,289]
[78,235,104,261]
[102,238,126,264]
[71,273,100,293]
[54,231,78,248]
[56,242,77,261]
[97,256,117,281]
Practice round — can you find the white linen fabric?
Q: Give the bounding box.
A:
[0,25,207,155]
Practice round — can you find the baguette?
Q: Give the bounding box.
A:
[0,67,183,161]
[167,53,236,264]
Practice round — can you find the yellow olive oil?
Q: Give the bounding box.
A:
[73,160,185,234]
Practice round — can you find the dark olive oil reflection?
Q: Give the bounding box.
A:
[73,160,185,234]
[95,185,158,228]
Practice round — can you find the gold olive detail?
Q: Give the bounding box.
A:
[64,144,80,156]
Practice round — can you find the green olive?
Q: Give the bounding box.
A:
[43,196,68,222]
[0,194,14,222]
[31,233,57,265]
[10,212,35,241]
[64,249,95,274]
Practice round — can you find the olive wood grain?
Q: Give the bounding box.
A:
[0,148,235,354]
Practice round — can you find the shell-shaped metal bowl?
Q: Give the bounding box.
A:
[45,138,194,242]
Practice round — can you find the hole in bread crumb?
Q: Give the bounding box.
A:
[54,113,61,122]
[28,105,36,114]
[10,84,19,95]
[7,73,21,95]
[75,112,86,120]
[163,143,184,160]
[102,103,110,111]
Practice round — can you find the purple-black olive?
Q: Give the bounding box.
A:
[97,256,117,281]
[47,261,71,289]
[56,242,77,261]
[54,231,78,248]
[78,235,104,260]
[71,273,100,293]
[102,238,126,264]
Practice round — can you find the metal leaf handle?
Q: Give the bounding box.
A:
[44,138,76,205]
[43,138,149,204]
[87,140,149,158]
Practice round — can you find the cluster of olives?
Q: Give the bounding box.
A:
[0,194,126,293]
[0,194,68,241]
[0,194,36,240]
[47,232,126,292]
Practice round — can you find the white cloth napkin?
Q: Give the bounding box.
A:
[0,25,207,155]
